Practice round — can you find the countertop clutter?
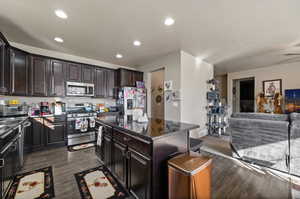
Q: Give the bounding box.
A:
[96,115,199,141]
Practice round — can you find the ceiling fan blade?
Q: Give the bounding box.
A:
[284,53,300,56]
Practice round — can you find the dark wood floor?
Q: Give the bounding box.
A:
[21,144,293,199]
[22,147,99,199]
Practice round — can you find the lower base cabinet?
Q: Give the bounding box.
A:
[112,141,127,187]
[128,149,151,199]
[103,135,113,171]
[44,121,66,147]
[98,126,152,199]
[30,117,45,151]
[25,117,66,152]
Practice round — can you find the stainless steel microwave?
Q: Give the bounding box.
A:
[66,82,94,97]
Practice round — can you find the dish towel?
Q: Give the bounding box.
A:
[89,117,96,128]
[97,126,103,146]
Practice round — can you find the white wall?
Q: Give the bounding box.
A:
[10,42,135,70]
[180,51,214,137]
[227,61,300,114]
[137,51,181,121]
[138,51,214,137]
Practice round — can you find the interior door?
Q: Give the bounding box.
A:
[151,69,165,119]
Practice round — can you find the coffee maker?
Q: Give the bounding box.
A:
[40,102,51,116]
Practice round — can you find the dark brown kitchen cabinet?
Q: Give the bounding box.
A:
[0,33,10,94]
[9,48,29,96]
[30,117,45,151]
[82,65,94,83]
[49,60,65,97]
[116,68,143,87]
[95,68,106,97]
[128,148,151,199]
[112,141,127,187]
[67,62,82,82]
[94,68,115,98]
[106,69,115,97]
[29,56,50,96]
[44,121,66,147]
[133,71,143,83]
[103,135,113,171]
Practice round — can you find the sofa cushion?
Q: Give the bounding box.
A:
[290,112,300,122]
[229,116,289,173]
[231,112,289,121]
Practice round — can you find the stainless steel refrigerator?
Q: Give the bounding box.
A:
[117,87,146,121]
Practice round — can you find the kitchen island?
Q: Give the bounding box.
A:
[95,116,199,199]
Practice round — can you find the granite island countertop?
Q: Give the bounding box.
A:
[95,115,199,141]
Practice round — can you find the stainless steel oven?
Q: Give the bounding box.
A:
[0,129,19,198]
[66,81,94,97]
[67,108,97,146]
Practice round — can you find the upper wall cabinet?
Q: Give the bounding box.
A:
[115,68,143,87]
[82,65,94,83]
[95,68,106,98]
[94,68,115,98]
[49,60,66,97]
[0,33,10,94]
[67,63,82,82]
[106,69,115,97]
[29,56,50,96]
[9,48,29,96]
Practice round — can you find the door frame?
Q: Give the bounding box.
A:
[232,77,255,113]
[148,68,165,119]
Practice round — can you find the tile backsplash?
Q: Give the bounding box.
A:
[0,95,116,107]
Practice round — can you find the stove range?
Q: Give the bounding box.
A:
[66,106,97,146]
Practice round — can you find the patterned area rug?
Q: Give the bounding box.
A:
[5,166,55,199]
[68,143,95,152]
[74,166,129,199]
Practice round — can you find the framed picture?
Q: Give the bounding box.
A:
[164,80,173,91]
[263,79,282,97]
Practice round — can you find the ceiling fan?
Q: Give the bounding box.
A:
[283,53,300,56]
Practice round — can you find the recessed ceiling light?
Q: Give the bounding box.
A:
[54,37,64,43]
[116,54,123,59]
[164,17,175,26]
[133,40,141,46]
[55,9,68,19]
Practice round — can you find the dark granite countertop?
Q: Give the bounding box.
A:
[0,116,29,152]
[95,115,199,141]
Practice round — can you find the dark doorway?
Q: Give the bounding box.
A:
[239,79,255,112]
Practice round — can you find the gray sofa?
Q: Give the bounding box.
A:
[290,113,300,176]
[229,113,290,173]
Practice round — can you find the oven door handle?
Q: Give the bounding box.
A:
[0,138,17,155]
[23,121,31,128]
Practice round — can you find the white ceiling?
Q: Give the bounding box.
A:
[1,0,300,73]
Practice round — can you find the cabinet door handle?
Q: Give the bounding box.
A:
[126,151,131,159]
[0,159,4,168]
[11,53,15,93]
